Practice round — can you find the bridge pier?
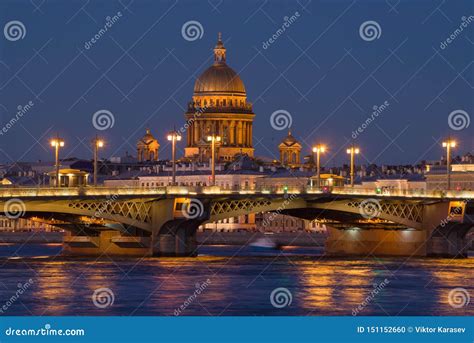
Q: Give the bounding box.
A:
[153,232,197,257]
[325,227,427,257]
[426,223,472,258]
[153,220,199,257]
[63,230,151,257]
[421,201,472,258]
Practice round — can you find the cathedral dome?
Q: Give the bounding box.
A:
[194,64,246,95]
[193,33,246,96]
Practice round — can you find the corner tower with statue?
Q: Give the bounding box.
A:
[184,33,255,162]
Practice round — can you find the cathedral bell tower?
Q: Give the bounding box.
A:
[278,129,302,168]
[137,128,159,162]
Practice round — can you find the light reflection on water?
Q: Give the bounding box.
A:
[0,244,472,316]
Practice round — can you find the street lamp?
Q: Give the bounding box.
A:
[312,144,326,189]
[346,146,360,187]
[442,139,456,190]
[207,134,221,186]
[50,136,65,187]
[167,130,182,186]
[92,136,104,187]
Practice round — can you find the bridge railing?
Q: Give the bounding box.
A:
[0,186,169,197]
[313,187,472,199]
[0,185,471,199]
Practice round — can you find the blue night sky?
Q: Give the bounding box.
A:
[0,0,472,166]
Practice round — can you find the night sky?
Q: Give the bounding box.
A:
[0,0,472,167]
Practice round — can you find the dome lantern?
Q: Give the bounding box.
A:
[214,32,226,65]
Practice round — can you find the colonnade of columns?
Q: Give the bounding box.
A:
[187,119,253,147]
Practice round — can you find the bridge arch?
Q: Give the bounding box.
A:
[207,195,307,223]
[0,198,156,232]
[207,196,425,229]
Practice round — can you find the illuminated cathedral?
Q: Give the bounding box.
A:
[184,33,255,161]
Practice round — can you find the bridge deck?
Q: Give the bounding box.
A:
[0,186,471,200]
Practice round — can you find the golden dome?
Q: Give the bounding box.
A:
[139,128,157,145]
[194,65,246,95]
[193,33,246,96]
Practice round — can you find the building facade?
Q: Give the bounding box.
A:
[425,164,474,191]
[0,217,58,232]
[355,175,426,193]
[134,170,264,189]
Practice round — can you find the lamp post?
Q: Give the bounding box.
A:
[92,136,104,187]
[207,134,221,186]
[442,139,456,190]
[167,130,182,186]
[346,146,359,187]
[50,136,65,187]
[312,144,326,189]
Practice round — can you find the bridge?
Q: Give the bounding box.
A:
[0,186,472,258]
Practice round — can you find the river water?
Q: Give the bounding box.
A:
[0,244,472,316]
